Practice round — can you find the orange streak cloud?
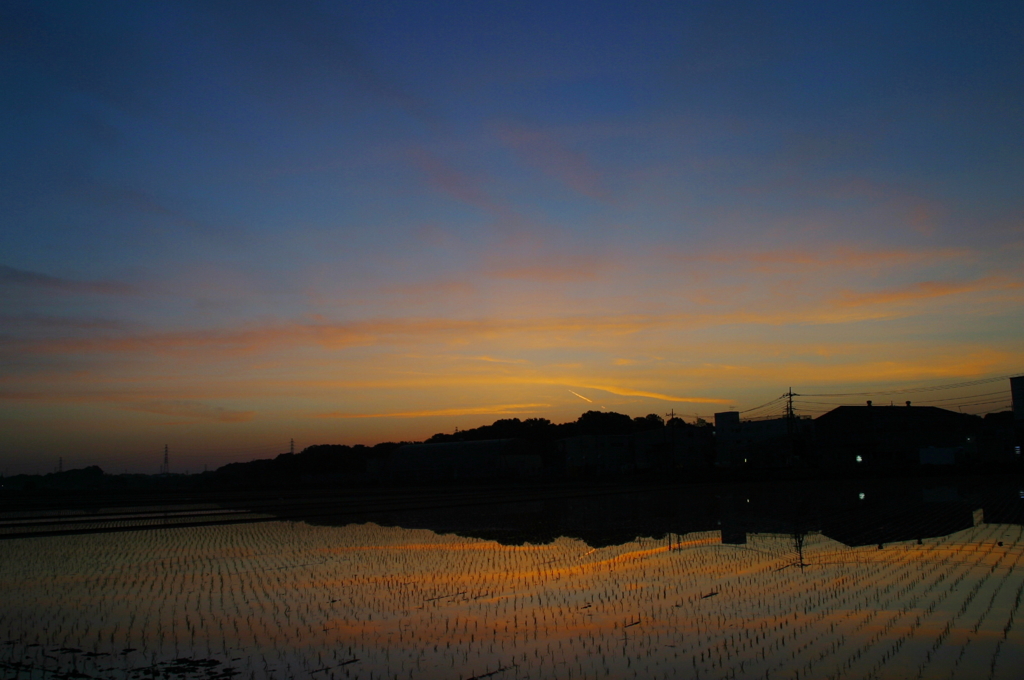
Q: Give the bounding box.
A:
[567,390,592,403]
[578,384,732,404]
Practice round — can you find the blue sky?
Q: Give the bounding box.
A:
[2,1,1023,473]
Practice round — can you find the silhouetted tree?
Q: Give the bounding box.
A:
[633,414,665,431]
[576,410,634,436]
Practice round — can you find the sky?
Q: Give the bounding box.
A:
[2,1,1024,474]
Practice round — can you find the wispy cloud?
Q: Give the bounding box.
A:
[315,403,550,419]
[484,253,607,283]
[495,122,609,200]
[0,264,135,295]
[0,314,127,331]
[69,181,204,229]
[126,400,255,423]
[383,279,476,299]
[408,148,511,216]
[199,1,435,124]
[0,389,254,423]
[4,313,661,357]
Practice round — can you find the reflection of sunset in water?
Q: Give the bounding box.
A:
[2,520,1023,679]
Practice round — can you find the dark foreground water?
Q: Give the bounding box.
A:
[1,478,1023,679]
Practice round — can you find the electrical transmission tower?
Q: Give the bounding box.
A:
[290,438,295,455]
[162,444,169,475]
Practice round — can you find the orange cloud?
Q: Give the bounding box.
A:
[472,355,528,364]
[692,245,971,273]
[4,313,664,357]
[5,277,1019,374]
[316,403,550,419]
[834,277,1020,308]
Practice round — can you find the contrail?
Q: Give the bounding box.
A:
[568,389,592,403]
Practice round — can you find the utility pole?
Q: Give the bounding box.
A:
[784,387,799,433]
[162,444,169,475]
[785,387,800,464]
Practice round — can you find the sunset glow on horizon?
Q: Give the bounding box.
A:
[2,2,1023,473]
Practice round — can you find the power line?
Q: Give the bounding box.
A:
[958,403,1012,416]
[800,372,1023,397]
[742,402,790,420]
[795,391,1010,408]
[911,390,1010,404]
[740,395,787,414]
[794,400,1013,416]
[951,397,1013,408]
[176,442,290,455]
[795,390,1010,407]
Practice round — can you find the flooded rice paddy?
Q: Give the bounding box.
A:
[2,480,1024,679]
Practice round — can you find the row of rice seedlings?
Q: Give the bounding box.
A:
[2,515,1023,679]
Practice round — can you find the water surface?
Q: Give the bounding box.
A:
[2,479,1023,679]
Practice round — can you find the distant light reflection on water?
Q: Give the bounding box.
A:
[2,486,1024,679]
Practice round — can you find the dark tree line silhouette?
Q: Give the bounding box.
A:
[1,411,707,491]
[422,411,692,443]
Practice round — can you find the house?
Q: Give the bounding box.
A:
[814,404,981,468]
